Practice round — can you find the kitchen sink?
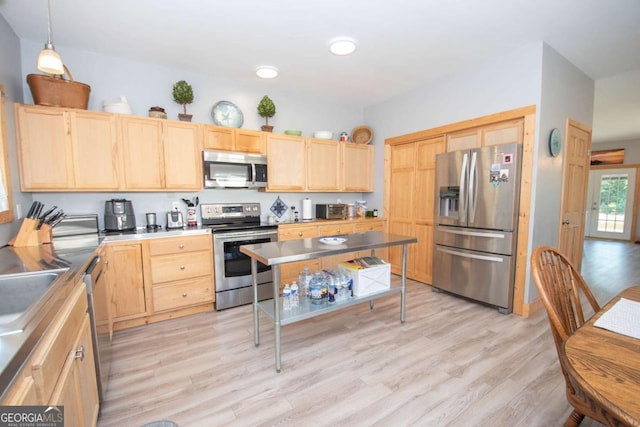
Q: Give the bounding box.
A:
[0,269,69,336]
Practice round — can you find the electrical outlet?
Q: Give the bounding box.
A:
[172,202,180,211]
[15,204,22,220]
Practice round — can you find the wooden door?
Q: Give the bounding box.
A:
[106,243,146,320]
[202,124,234,150]
[266,135,306,191]
[413,136,445,283]
[558,120,592,269]
[388,143,416,275]
[343,143,373,191]
[15,105,72,189]
[163,121,202,189]
[307,138,340,191]
[120,116,164,189]
[235,129,265,153]
[70,111,120,190]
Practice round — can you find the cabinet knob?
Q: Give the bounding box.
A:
[180,265,186,270]
[74,345,85,361]
[179,244,185,249]
[298,232,303,237]
[182,292,187,298]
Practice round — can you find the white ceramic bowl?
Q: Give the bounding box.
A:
[103,103,132,114]
[313,130,333,139]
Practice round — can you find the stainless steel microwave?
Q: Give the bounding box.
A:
[203,150,268,189]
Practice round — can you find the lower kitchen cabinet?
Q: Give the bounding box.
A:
[2,282,99,426]
[105,242,147,327]
[146,234,214,313]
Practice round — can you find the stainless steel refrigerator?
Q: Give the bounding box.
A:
[432,143,522,313]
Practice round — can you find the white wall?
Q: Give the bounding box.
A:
[526,44,594,302]
[0,14,31,245]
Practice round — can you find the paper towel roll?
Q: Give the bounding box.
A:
[302,198,312,220]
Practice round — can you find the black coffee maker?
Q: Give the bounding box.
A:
[104,199,136,231]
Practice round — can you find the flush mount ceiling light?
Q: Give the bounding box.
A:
[329,38,357,56]
[256,66,279,79]
[37,0,64,75]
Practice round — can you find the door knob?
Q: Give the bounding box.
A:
[562,219,570,225]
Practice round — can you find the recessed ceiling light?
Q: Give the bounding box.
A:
[329,38,357,56]
[256,66,278,79]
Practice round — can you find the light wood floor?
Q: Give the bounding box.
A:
[98,239,638,427]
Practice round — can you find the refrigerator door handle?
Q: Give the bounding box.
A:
[436,246,504,263]
[437,227,506,239]
[460,153,469,221]
[469,151,478,223]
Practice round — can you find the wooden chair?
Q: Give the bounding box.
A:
[531,245,610,427]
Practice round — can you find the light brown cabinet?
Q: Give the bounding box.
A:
[266,134,307,191]
[2,282,99,426]
[15,104,202,192]
[387,136,444,284]
[266,133,374,192]
[146,234,214,313]
[307,138,341,191]
[445,118,523,151]
[105,242,147,326]
[120,116,202,190]
[15,104,119,191]
[343,143,373,192]
[203,125,265,154]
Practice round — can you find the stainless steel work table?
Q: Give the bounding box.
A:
[240,231,418,372]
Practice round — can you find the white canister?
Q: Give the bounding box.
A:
[302,198,313,220]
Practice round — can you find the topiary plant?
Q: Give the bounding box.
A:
[172,80,194,115]
[257,95,276,127]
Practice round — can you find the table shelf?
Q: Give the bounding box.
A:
[258,284,402,325]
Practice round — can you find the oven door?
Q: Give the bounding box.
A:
[213,228,278,293]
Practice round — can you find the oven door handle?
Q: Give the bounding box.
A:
[213,230,278,240]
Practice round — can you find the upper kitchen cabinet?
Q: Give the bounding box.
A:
[266,134,306,191]
[15,104,119,191]
[203,125,265,154]
[265,133,375,193]
[307,138,341,191]
[120,115,202,191]
[445,118,524,152]
[343,143,373,192]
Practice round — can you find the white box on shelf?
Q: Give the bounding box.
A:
[338,262,391,297]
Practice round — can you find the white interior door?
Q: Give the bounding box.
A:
[586,168,636,240]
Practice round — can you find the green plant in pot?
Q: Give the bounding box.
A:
[173,80,194,121]
[257,95,276,132]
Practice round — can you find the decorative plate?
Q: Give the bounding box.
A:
[270,196,288,219]
[319,237,347,245]
[211,100,244,128]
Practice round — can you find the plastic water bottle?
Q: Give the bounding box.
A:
[290,281,299,307]
[283,283,291,311]
[299,267,311,297]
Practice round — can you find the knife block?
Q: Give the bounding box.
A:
[8,218,41,247]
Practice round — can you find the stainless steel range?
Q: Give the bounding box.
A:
[201,202,278,310]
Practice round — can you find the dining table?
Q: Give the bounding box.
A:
[562,285,640,427]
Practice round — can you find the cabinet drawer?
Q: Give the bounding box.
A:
[278,226,320,241]
[30,283,87,403]
[153,276,214,312]
[354,221,384,233]
[150,251,213,283]
[318,223,354,236]
[148,234,212,256]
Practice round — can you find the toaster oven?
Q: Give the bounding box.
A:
[316,203,348,220]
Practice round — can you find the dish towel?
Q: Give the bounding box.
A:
[594,297,640,340]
